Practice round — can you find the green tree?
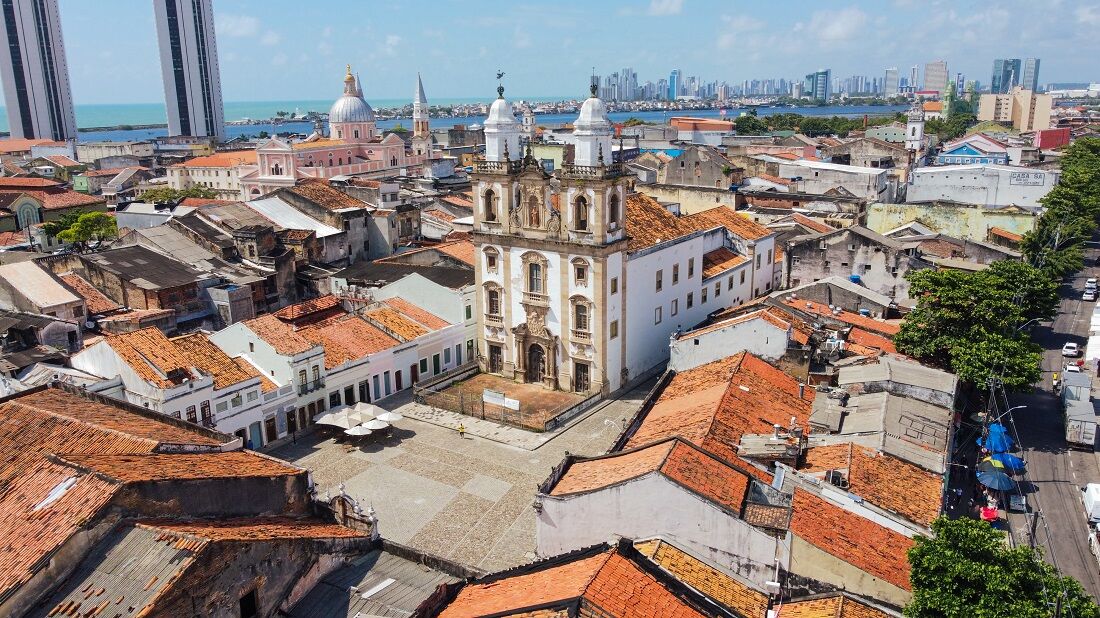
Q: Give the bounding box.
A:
[1021,137,1100,276]
[139,186,218,203]
[55,211,117,252]
[257,130,270,139]
[983,260,1059,322]
[40,209,86,239]
[389,124,409,134]
[622,117,649,127]
[734,114,768,135]
[906,517,1100,618]
[798,117,831,136]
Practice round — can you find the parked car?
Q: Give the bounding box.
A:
[1066,363,1083,373]
[1087,277,1098,290]
[1086,290,1097,302]
[1064,342,1082,357]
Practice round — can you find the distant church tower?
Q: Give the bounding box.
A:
[412,73,431,156]
[522,106,536,143]
[905,103,925,153]
[472,83,629,395]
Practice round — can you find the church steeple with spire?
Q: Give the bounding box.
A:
[412,73,431,156]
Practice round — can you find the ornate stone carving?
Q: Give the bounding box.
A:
[527,308,547,338]
[510,204,522,227]
[547,208,561,237]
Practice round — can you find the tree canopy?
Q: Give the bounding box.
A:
[906,517,1100,618]
[894,260,1050,390]
[139,186,218,203]
[1022,137,1100,278]
[925,112,977,141]
[50,211,116,252]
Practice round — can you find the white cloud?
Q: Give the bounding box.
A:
[317,39,334,56]
[717,15,766,50]
[260,30,281,46]
[513,26,531,48]
[216,13,260,38]
[271,53,287,67]
[799,6,867,44]
[647,0,684,16]
[1076,4,1100,24]
[382,34,402,56]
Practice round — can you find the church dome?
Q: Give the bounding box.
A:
[574,85,610,133]
[329,67,375,124]
[484,86,519,130]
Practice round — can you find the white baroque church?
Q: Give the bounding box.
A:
[472,84,779,396]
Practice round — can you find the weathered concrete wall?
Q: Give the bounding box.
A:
[865,201,1038,241]
[786,229,916,301]
[789,534,910,607]
[636,183,737,214]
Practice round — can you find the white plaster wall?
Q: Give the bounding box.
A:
[508,247,564,336]
[906,166,1059,207]
[70,341,213,417]
[209,322,326,410]
[670,320,788,371]
[604,251,624,392]
[537,474,782,587]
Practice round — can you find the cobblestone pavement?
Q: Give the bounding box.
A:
[272,375,657,572]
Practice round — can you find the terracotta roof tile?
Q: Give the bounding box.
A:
[300,314,399,368]
[244,314,318,356]
[440,549,706,618]
[286,179,365,211]
[819,446,943,527]
[791,213,835,234]
[0,137,53,154]
[757,173,795,185]
[441,195,473,208]
[436,239,476,265]
[273,294,342,321]
[169,332,255,389]
[44,155,81,168]
[382,297,451,330]
[173,150,257,168]
[684,205,773,241]
[0,230,27,247]
[701,247,748,279]
[782,298,900,336]
[635,539,769,617]
[105,328,194,389]
[789,490,914,590]
[776,594,893,618]
[0,176,61,188]
[551,440,676,496]
[289,137,349,151]
[365,305,430,339]
[137,516,367,541]
[625,193,698,251]
[847,328,897,354]
[989,226,1022,242]
[81,166,133,178]
[58,272,120,314]
[0,187,105,210]
[62,451,300,482]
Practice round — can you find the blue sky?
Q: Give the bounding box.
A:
[58,0,1100,104]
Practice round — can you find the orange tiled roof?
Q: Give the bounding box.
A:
[684,205,773,241]
[58,272,120,314]
[442,195,474,208]
[244,314,318,355]
[0,186,105,210]
[234,356,279,393]
[287,178,365,211]
[922,101,943,112]
[627,353,812,469]
[439,549,706,618]
[776,594,893,618]
[169,332,255,389]
[624,193,698,252]
[290,137,349,151]
[989,226,1022,242]
[44,155,82,168]
[382,297,451,330]
[105,327,194,389]
[300,314,399,368]
[552,440,675,495]
[0,230,26,247]
[701,247,748,279]
[757,173,795,186]
[791,213,835,234]
[81,166,133,178]
[273,294,342,321]
[365,305,430,339]
[62,451,300,482]
[137,516,367,541]
[0,137,53,153]
[0,176,60,188]
[635,539,769,617]
[847,327,897,354]
[789,489,914,590]
[781,298,900,336]
[436,239,476,265]
[173,150,257,168]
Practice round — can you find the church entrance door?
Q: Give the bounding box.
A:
[526,344,546,384]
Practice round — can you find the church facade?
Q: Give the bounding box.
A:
[240,67,428,198]
[473,85,777,396]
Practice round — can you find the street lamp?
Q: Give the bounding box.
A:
[1015,318,1040,332]
[991,405,1028,424]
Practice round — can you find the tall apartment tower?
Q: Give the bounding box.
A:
[922,60,948,93]
[884,67,899,96]
[153,0,225,141]
[1021,58,1041,92]
[991,58,1021,94]
[0,0,76,141]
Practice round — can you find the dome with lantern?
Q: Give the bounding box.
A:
[329,66,376,124]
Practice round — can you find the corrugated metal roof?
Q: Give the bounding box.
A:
[0,261,80,308]
[247,196,341,238]
[287,549,458,617]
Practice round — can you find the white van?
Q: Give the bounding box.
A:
[1084,484,1100,523]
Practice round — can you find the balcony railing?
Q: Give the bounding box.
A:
[298,379,325,396]
[522,291,550,306]
[560,161,623,179]
[571,328,592,342]
[485,313,503,325]
[474,160,523,175]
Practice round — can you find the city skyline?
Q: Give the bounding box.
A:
[45,0,1100,105]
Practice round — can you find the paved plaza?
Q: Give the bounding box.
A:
[272,376,657,572]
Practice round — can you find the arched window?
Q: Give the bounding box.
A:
[527,194,540,227]
[272,163,282,175]
[483,247,500,273]
[608,193,620,228]
[574,303,589,331]
[338,158,343,165]
[483,189,497,222]
[528,262,543,294]
[573,196,589,231]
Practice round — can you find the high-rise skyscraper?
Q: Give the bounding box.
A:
[884,67,899,96]
[668,69,681,100]
[154,0,225,141]
[923,60,948,93]
[991,58,1022,94]
[910,66,918,90]
[804,69,831,101]
[1021,58,1041,92]
[0,0,76,141]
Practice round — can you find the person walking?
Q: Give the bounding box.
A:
[457,423,466,439]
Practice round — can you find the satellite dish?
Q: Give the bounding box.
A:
[84,321,95,329]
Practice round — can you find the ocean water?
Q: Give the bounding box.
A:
[0,101,909,143]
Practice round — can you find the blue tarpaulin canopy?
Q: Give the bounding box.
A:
[992,452,1026,472]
